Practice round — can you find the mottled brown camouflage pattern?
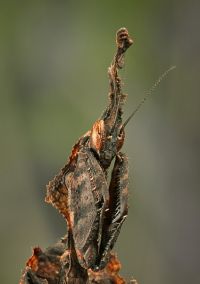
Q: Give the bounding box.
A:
[20,28,134,283]
[20,240,131,284]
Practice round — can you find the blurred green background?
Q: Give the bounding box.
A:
[1,1,200,283]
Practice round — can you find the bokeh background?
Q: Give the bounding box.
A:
[1,1,200,283]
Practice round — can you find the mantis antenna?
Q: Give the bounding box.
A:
[123,65,176,127]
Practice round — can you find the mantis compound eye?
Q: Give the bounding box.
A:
[90,120,105,155]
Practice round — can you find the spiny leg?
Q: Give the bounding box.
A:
[95,152,129,270]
